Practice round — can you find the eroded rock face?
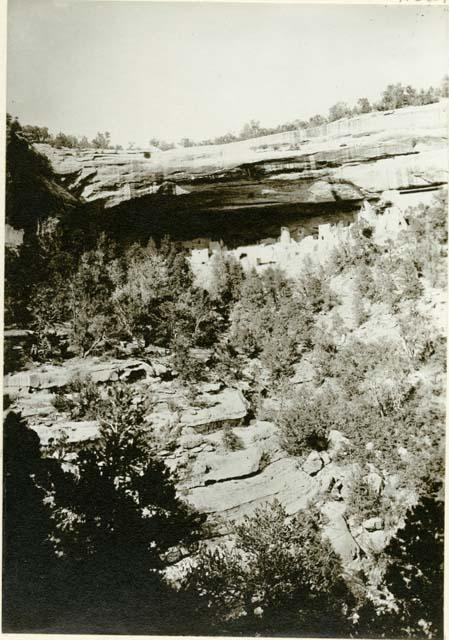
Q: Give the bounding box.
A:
[6,353,357,545]
[186,457,316,519]
[303,450,324,476]
[5,355,253,459]
[3,353,420,580]
[3,357,155,396]
[35,420,99,447]
[35,101,448,217]
[180,388,249,432]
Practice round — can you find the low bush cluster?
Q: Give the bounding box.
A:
[52,375,102,420]
[222,425,244,451]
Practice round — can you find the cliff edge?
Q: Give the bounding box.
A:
[35,100,448,212]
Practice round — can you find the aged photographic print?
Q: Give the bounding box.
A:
[3,0,448,636]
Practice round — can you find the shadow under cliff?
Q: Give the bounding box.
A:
[100,194,365,248]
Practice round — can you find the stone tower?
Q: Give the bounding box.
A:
[280,227,291,245]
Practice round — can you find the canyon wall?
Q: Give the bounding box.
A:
[35,100,448,216]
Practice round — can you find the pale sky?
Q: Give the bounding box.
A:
[7,1,449,147]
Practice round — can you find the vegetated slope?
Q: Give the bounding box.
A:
[175,190,447,637]
[4,184,446,635]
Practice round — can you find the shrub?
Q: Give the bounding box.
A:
[398,306,443,367]
[209,249,244,310]
[407,189,447,289]
[353,262,378,303]
[171,334,206,382]
[52,374,102,420]
[67,236,118,356]
[345,472,391,529]
[381,486,444,639]
[45,382,204,632]
[279,391,332,457]
[222,425,244,451]
[352,289,370,327]
[296,258,339,315]
[230,268,308,361]
[258,449,271,470]
[212,341,245,384]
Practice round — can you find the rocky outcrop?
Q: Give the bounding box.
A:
[3,357,155,397]
[4,354,350,521]
[35,420,99,447]
[35,101,448,217]
[180,388,249,432]
[5,350,415,590]
[4,355,252,453]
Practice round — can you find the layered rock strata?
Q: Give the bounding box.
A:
[35,100,448,215]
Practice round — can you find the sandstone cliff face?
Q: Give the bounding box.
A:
[6,350,418,594]
[5,354,364,572]
[35,100,448,213]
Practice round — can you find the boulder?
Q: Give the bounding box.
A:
[303,450,323,476]
[190,447,262,485]
[21,404,55,419]
[185,457,317,519]
[328,430,351,459]
[321,501,359,562]
[178,431,208,450]
[202,382,223,394]
[31,420,100,447]
[322,503,358,555]
[366,471,384,495]
[152,362,169,378]
[362,516,383,531]
[317,464,339,494]
[180,388,249,433]
[90,367,119,383]
[358,529,388,555]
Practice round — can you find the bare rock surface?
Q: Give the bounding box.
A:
[303,450,324,475]
[189,447,263,485]
[185,457,317,519]
[34,420,100,446]
[35,101,448,211]
[322,501,360,562]
[180,388,249,432]
[4,357,161,396]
